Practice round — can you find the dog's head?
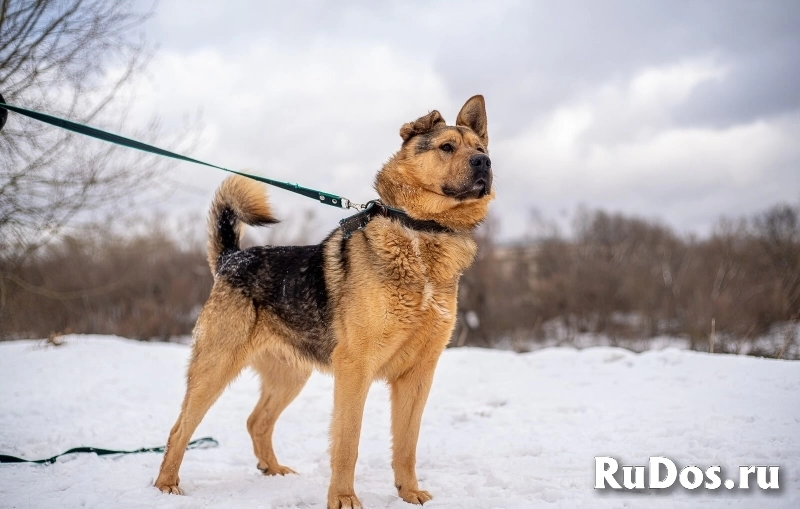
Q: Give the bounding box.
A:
[375,95,494,231]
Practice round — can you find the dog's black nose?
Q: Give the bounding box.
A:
[470,154,491,174]
[468,154,492,197]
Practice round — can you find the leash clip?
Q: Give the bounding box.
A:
[339,200,383,239]
[340,197,367,211]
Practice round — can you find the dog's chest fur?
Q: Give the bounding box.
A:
[362,218,476,320]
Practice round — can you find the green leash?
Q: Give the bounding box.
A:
[0,437,218,465]
[0,99,362,210]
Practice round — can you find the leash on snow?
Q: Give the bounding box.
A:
[0,437,218,465]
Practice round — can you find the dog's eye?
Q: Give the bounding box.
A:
[476,147,486,153]
[440,143,454,153]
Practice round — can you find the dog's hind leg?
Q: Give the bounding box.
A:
[155,288,255,494]
[247,350,311,475]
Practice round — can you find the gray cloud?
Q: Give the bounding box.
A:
[132,0,800,240]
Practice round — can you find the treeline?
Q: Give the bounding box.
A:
[0,219,212,341]
[1,204,798,359]
[457,203,799,359]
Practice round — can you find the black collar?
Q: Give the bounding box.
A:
[339,200,453,239]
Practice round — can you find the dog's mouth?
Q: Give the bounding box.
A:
[442,178,492,200]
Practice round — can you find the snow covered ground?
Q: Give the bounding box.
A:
[1,335,798,508]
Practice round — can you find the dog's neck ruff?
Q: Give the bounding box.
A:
[339,200,453,239]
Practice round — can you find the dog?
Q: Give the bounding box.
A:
[155,95,494,508]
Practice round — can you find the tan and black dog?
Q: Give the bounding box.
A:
[155,95,494,508]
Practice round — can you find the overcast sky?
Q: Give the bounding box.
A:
[126,0,800,240]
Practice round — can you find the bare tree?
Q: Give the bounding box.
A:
[0,0,190,264]
[0,0,196,316]
[753,204,800,316]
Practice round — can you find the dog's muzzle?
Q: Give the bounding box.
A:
[442,154,493,199]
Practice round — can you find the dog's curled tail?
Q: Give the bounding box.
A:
[207,175,278,274]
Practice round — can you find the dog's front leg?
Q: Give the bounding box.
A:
[390,359,438,505]
[328,359,371,509]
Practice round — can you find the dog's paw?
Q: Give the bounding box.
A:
[398,487,433,505]
[327,492,362,509]
[258,462,298,476]
[155,483,183,495]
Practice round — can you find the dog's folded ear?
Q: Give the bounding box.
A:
[400,110,446,142]
[456,95,488,146]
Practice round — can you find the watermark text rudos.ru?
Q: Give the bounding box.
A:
[595,457,779,490]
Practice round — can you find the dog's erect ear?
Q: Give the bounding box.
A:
[399,110,446,142]
[456,95,488,146]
